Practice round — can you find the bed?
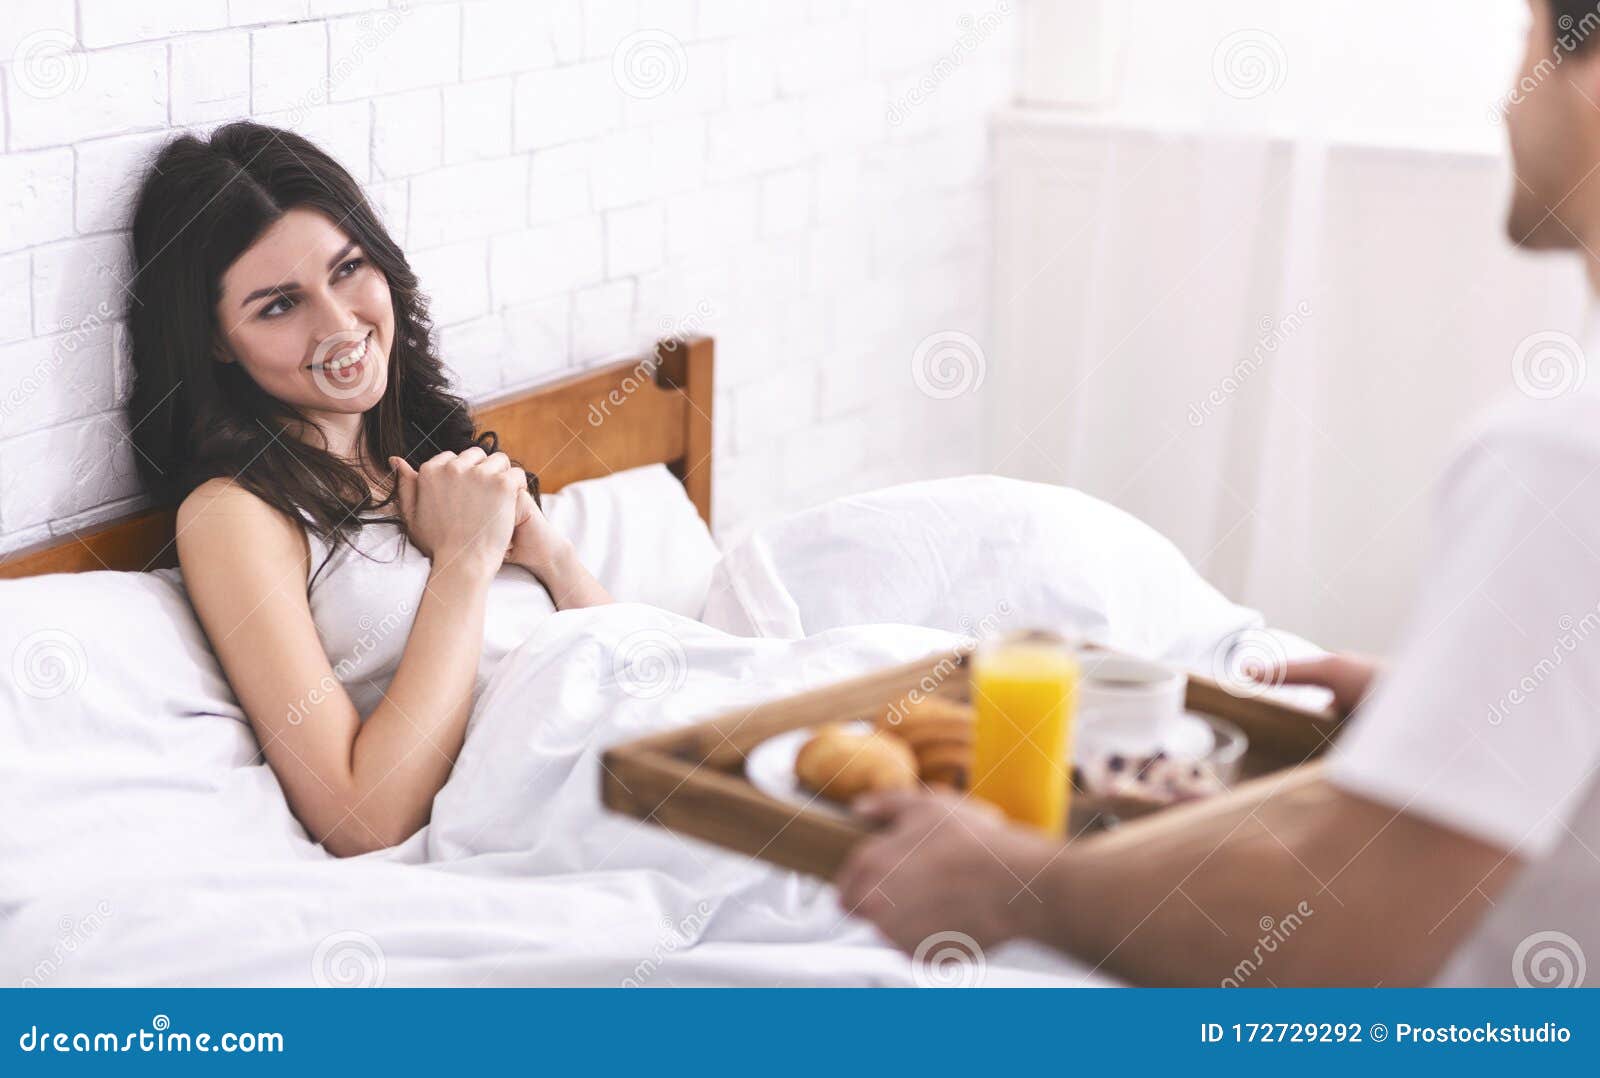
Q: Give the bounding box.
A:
[6,335,1158,987]
[4,328,1343,986]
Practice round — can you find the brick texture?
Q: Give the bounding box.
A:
[0,0,1014,549]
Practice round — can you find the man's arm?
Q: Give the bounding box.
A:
[837,766,1521,986]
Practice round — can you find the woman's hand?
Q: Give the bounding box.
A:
[505,487,574,578]
[1250,652,1382,715]
[503,486,613,609]
[389,447,523,577]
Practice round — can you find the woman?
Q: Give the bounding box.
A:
[124,121,611,858]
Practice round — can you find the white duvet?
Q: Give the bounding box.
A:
[2,606,1105,987]
[1,475,1324,987]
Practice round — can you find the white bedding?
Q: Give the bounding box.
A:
[2,606,1110,986]
[703,475,1265,664]
[1,475,1323,987]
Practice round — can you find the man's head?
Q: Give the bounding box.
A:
[1507,0,1600,248]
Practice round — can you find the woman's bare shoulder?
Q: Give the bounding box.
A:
[176,477,308,575]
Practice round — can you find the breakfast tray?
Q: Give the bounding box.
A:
[600,646,1343,878]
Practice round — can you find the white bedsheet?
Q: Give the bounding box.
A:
[4,473,1330,988]
[2,605,1114,987]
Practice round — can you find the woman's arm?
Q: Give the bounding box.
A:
[505,488,611,610]
[523,543,611,609]
[177,477,497,856]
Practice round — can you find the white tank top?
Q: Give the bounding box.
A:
[299,510,557,717]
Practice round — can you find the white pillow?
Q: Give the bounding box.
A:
[0,569,312,904]
[0,568,245,754]
[541,463,719,618]
[701,474,1264,667]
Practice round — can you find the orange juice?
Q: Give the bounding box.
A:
[968,634,1078,836]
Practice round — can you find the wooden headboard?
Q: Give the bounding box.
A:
[0,335,713,579]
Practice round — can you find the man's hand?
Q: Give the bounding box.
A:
[1252,653,1382,715]
[834,789,1064,953]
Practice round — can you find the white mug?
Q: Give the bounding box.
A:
[1072,652,1188,759]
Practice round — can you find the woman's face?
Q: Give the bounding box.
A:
[215,207,395,441]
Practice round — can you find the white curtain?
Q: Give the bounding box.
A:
[990,0,1590,653]
[988,122,1587,653]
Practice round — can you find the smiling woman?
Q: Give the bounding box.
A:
[118,120,612,856]
[123,121,492,545]
[220,211,395,467]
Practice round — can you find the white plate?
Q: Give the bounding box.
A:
[744,720,875,820]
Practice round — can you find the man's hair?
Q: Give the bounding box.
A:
[1549,1,1600,52]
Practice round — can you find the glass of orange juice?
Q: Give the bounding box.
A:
[968,631,1078,837]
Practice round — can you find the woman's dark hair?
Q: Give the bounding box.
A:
[124,121,533,586]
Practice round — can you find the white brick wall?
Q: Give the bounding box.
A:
[0,0,1015,552]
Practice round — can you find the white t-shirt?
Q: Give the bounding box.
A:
[1325,343,1600,987]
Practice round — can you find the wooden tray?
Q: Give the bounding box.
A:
[600,646,1343,878]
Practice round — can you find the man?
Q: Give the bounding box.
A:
[836,0,1600,987]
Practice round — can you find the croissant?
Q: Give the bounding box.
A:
[794,725,918,804]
